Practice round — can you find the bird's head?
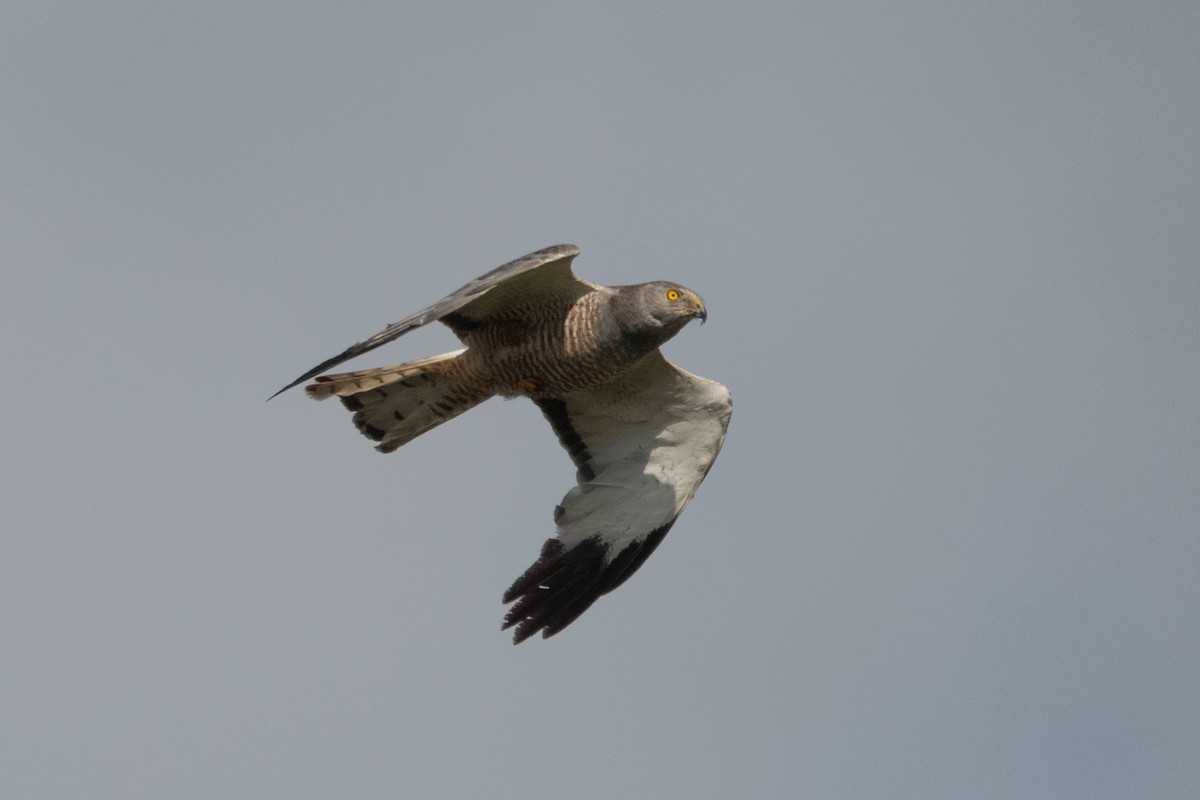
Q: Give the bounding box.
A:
[613,281,708,351]
[644,281,707,327]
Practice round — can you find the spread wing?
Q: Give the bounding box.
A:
[503,350,733,643]
[270,244,589,398]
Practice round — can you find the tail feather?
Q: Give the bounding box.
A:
[305,349,490,452]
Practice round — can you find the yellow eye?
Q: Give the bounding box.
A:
[666,289,680,302]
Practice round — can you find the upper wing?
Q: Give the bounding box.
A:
[270,244,587,398]
[503,350,733,643]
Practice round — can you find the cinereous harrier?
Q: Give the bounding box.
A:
[273,244,732,643]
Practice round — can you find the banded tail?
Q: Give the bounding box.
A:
[305,350,491,452]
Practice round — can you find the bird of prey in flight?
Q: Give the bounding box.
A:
[273,244,732,643]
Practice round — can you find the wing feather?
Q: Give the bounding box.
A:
[504,350,732,642]
[270,244,585,397]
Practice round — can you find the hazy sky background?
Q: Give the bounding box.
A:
[3,2,1198,798]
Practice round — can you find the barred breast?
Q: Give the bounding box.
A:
[457,290,646,398]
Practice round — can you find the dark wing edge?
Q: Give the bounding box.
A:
[503,351,733,644]
[531,397,596,482]
[501,522,675,644]
[268,244,581,398]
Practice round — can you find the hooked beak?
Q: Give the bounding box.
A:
[695,298,708,324]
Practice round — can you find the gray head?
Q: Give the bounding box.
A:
[611,281,708,351]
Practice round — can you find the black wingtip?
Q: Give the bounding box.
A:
[501,522,677,644]
[266,379,302,402]
[267,340,379,401]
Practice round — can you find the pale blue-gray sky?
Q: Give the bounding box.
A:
[3,2,1198,798]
